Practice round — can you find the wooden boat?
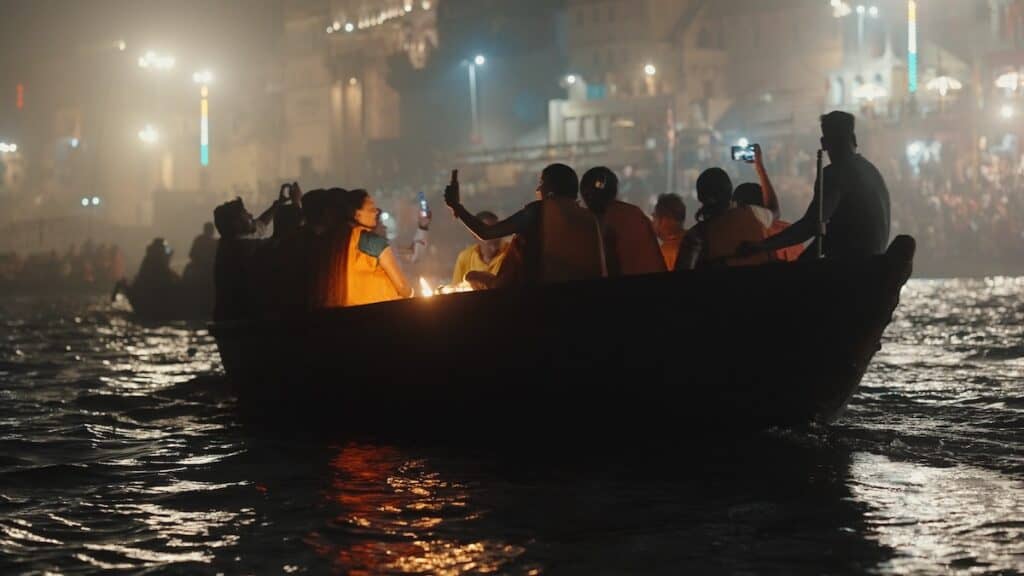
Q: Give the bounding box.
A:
[212,236,915,441]
[120,279,212,323]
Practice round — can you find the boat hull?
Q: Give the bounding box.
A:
[213,236,915,440]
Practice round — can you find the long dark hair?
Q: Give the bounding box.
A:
[580,167,618,215]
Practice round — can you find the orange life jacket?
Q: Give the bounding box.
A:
[703,205,775,267]
[599,201,667,276]
[537,196,607,284]
[770,220,805,262]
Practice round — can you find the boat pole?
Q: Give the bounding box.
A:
[815,149,825,259]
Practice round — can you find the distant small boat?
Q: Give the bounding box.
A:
[119,279,212,323]
[212,236,915,440]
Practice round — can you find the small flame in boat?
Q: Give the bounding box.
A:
[419,277,434,298]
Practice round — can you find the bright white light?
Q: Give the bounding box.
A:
[348,77,359,86]
[853,82,888,101]
[566,74,577,85]
[868,5,879,17]
[474,54,486,66]
[856,4,866,14]
[332,20,341,31]
[381,211,391,222]
[81,197,90,207]
[995,71,1020,91]
[138,125,159,144]
[345,21,355,32]
[404,2,413,12]
[0,143,9,153]
[192,70,214,85]
[644,63,657,76]
[419,277,434,298]
[70,138,79,148]
[138,51,175,70]
[91,196,101,206]
[737,137,750,148]
[8,144,16,153]
[926,75,963,97]
[1001,105,1015,119]
[326,25,334,33]
[117,40,127,52]
[421,0,432,9]
[833,1,853,17]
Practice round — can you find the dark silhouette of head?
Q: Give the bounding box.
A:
[580,166,619,215]
[654,193,686,223]
[341,189,371,224]
[202,222,215,237]
[695,168,733,219]
[301,189,335,231]
[538,163,579,200]
[475,210,503,260]
[733,182,765,208]
[213,198,253,239]
[820,111,857,160]
[653,193,687,241]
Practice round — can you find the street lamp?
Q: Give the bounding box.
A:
[566,74,578,85]
[138,50,175,70]
[193,71,213,168]
[467,55,486,145]
[138,125,159,144]
[0,142,17,154]
[644,63,657,77]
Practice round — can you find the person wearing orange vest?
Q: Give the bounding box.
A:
[733,144,805,262]
[444,163,606,288]
[677,167,775,270]
[579,167,666,277]
[652,193,687,271]
[340,189,415,307]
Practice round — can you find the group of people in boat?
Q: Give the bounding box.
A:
[211,110,890,321]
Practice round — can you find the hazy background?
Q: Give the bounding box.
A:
[1,0,1022,279]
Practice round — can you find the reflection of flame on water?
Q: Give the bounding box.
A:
[305,443,526,574]
[419,277,434,298]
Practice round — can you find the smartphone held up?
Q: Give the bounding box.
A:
[731,144,757,163]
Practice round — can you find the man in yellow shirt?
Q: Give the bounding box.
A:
[451,211,509,284]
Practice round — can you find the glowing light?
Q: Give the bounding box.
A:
[422,0,432,9]
[192,70,214,85]
[926,75,963,97]
[737,137,750,148]
[0,142,17,153]
[348,77,359,86]
[474,54,486,66]
[908,0,918,93]
[404,2,413,12]
[644,63,657,76]
[332,20,341,31]
[1001,105,1015,119]
[117,40,127,52]
[70,138,79,148]
[81,197,90,207]
[853,82,888,102]
[345,22,355,32]
[138,51,175,70]
[832,1,853,17]
[566,74,577,85]
[326,25,334,34]
[856,4,866,14]
[91,196,101,206]
[138,125,159,144]
[200,89,210,167]
[419,277,434,298]
[995,71,1021,91]
[868,5,879,17]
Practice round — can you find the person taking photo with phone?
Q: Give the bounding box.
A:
[444,164,606,288]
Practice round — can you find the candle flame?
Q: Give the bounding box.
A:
[419,277,434,298]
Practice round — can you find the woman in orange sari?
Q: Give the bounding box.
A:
[338,189,414,307]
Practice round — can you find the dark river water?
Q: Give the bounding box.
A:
[1,279,1022,575]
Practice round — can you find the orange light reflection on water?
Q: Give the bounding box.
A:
[305,443,525,575]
